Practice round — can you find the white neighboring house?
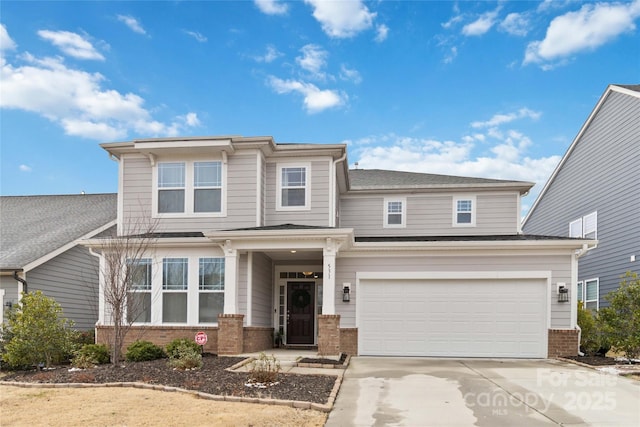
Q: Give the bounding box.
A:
[0,194,117,329]
[84,136,594,357]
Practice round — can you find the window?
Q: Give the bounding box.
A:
[158,163,185,213]
[277,164,309,209]
[198,258,224,323]
[155,161,224,216]
[127,258,152,323]
[384,198,405,227]
[162,258,188,323]
[569,211,597,239]
[194,162,222,213]
[453,196,476,226]
[584,278,599,311]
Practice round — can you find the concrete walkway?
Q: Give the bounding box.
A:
[326,357,640,427]
[234,349,344,376]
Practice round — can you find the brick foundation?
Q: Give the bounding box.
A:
[340,328,358,356]
[548,328,579,357]
[243,327,274,353]
[95,325,219,356]
[217,314,244,355]
[318,314,341,356]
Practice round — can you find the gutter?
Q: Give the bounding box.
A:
[13,270,27,294]
[575,242,597,258]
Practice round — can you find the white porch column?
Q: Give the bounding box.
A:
[223,240,239,314]
[322,238,337,315]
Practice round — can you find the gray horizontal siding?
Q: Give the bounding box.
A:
[340,192,519,236]
[264,160,331,227]
[26,246,99,330]
[1,276,20,322]
[121,152,260,233]
[335,253,572,329]
[524,90,640,305]
[251,252,273,327]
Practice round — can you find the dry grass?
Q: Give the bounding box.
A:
[0,385,327,427]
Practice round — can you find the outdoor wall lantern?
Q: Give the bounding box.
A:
[557,283,569,303]
[343,283,351,302]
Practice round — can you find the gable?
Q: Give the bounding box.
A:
[523,85,640,235]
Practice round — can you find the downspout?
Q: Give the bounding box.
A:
[88,247,104,326]
[330,152,347,228]
[13,271,27,294]
[573,242,598,356]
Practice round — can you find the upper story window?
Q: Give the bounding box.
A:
[384,198,406,228]
[277,163,310,210]
[453,196,476,227]
[155,161,224,216]
[569,211,597,239]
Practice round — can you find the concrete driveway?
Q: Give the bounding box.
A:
[326,357,640,427]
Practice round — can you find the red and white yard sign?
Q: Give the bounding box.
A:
[195,331,208,346]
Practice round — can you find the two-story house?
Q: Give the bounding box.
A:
[523,84,639,311]
[84,136,593,358]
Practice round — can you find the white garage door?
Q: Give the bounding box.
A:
[359,279,547,358]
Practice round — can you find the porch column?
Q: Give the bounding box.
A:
[322,238,337,315]
[223,240,239,314]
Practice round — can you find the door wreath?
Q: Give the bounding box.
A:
[291,289,311,308]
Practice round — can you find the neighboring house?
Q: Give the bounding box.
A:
[84,136,593,358]
[0,194,117,329]
[523,84,639,311]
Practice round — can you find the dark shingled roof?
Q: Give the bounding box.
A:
[355,234,581,242]
[0,194,117,270]
[223,224,336,232]
[348,169,532,189]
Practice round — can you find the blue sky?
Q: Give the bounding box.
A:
[1,0,639,214]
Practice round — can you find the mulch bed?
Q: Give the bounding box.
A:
[299,353,348,365]
[1,354,336,404]
[564,355,639,366]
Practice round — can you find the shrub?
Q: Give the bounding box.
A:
[167,342,202,370]
[125,340,165,362]
[2,291,77,368]
[248,352,281,384]
[165,338,201,359]
[577,301,601,355]
[74,330,96,347]
[72,344,110,368]
[599,272,640,361]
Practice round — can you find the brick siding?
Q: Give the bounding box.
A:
[548,328,579,357]
[318,314,341,356]
[339,328,358,356]
[243,327,274,353]
[217,314,244,355]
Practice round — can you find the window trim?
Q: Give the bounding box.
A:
[452,195,476,227]
[276,163,311,211]
[152,160,226,218]
[198,257,225,324]
[569,211,597,239]
[126,258,152,324]
[584,278,599,311]
[383,197,406,228]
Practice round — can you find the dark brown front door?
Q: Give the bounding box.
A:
[287,282,315,345]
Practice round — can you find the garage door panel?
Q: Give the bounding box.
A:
[359,279,547,358]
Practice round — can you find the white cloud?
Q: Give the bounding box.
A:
[117,15,147,35]
[443,46,458,64]
[499,12,530,37]
[181,112,200,127]
[462,9,499,36]
[254,0,289,15]
[37,30,104,61]
[184,30,207,42]
[254,45,282,63]
[305,0,376,38]
[375,24,389,42]
[267,76,345,113]
[524,0,640,67]
[1,24,17,51]
[340,65,362,84]
[296,44,328,78]
[0,45,198,140]
[471,108,541,128]
[442,14,464,30]
[19,164,32,172]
